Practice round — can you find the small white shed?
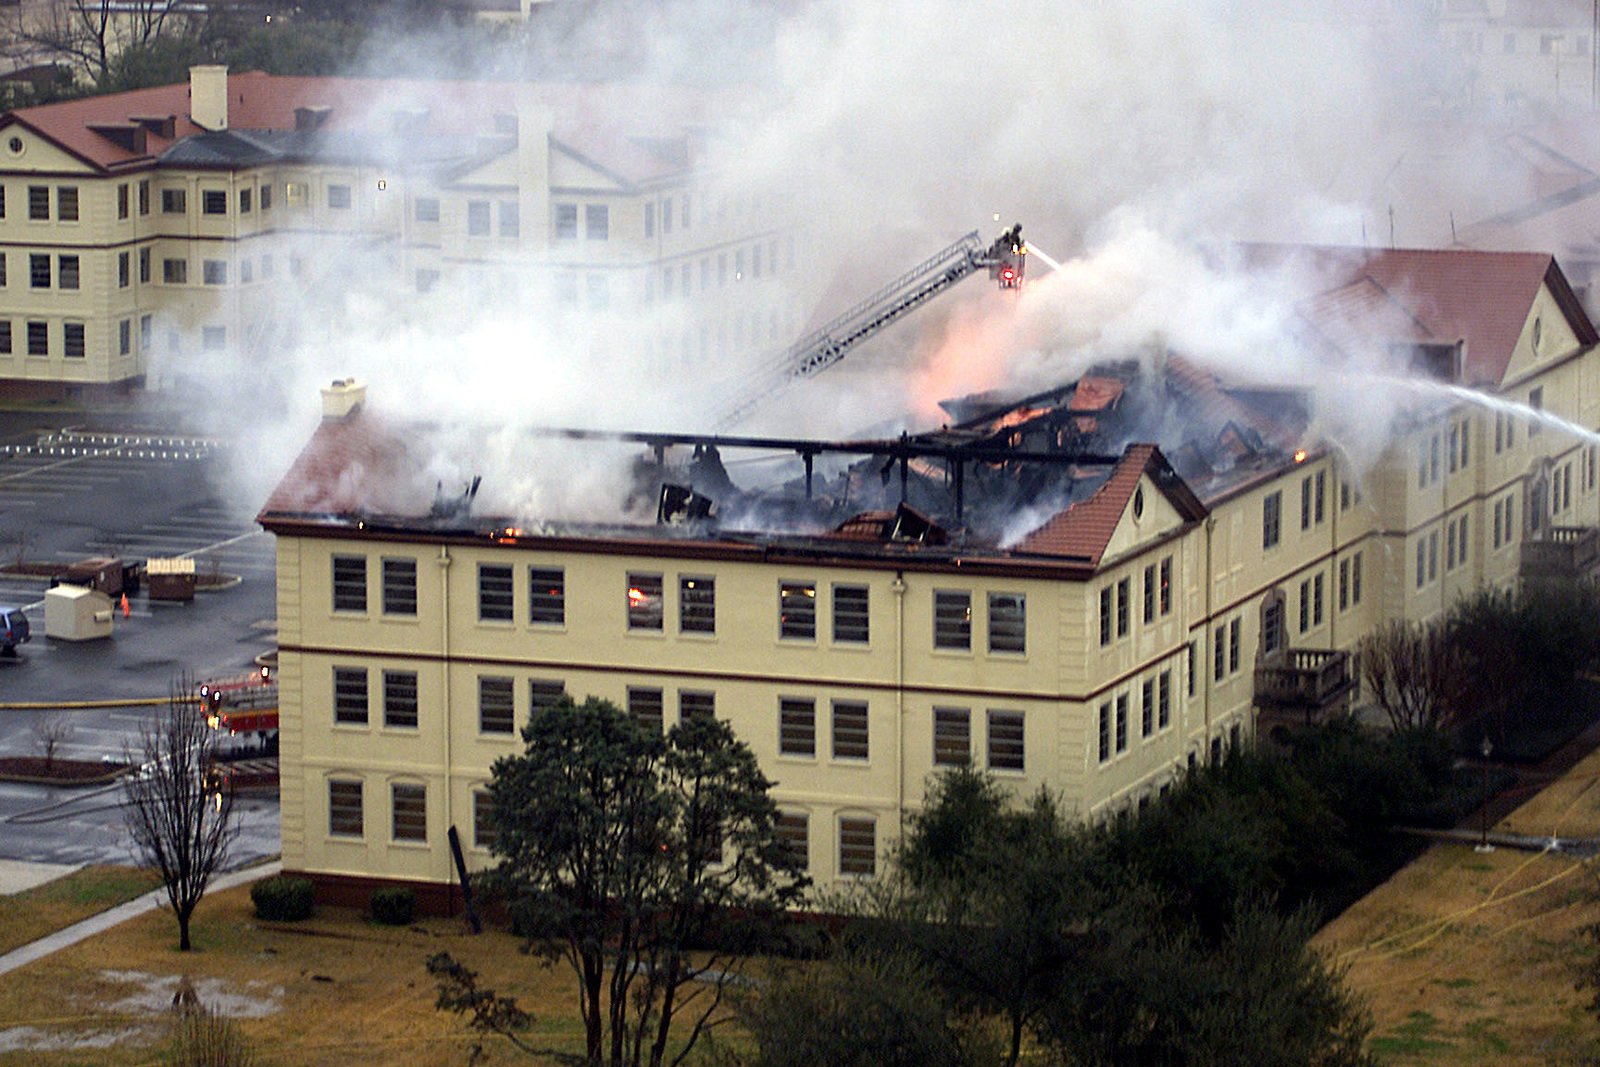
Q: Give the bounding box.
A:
[44,584,113,641]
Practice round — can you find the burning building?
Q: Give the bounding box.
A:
[259,243,1600,910]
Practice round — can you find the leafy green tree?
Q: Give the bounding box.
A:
[737,944,999,1067]
[1037,904,1376,1067]
[889,769,1137,1067]
[433,696,806,1067]
[96,36,212,94]
[1100,751,1358,937]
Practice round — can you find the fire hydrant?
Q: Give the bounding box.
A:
[120,593,130,619]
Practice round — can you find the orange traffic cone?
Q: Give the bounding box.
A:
[120,593,130,619]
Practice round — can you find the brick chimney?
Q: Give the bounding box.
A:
[321,378,366,421]
[189,65,228,132]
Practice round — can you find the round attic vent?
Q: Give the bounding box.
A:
[1133,486,1145,520]
[6,136,22,156]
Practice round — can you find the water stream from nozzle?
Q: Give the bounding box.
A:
[1022,241,1063,273]
[1353,374,1600,449]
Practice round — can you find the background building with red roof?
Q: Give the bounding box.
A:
[0,64,801,397]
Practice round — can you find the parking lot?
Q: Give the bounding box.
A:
[0,411,281,869]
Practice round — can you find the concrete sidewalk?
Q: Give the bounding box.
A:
[0,858,281,978]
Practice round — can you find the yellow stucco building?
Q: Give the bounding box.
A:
[259,245,1600,909]
[0,66,797,398]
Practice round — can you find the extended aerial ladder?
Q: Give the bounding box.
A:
[716,225,1027,429]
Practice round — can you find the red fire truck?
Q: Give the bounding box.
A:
[198,667,278,753]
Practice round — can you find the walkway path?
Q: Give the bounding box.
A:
[0,858,280,978]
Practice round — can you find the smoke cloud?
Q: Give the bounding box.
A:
[197,0,1558,527]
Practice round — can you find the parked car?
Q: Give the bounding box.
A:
[0,607,31,656]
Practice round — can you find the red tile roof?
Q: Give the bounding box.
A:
[1240,244,1598,387]
[1012,445,1207,564]
[259,407,424,518]
[3,72,714,177]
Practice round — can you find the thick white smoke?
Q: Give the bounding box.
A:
[197,0,1558,525]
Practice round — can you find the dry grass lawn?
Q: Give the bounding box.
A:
[0,883,627,1066]
[0,866,161,956]
[1316,747,1600,1064]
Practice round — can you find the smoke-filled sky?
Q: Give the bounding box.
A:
[212,0,1582,526]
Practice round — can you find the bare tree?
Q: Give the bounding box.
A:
[1358,619,1465,733]
[9,0,195,85]
[32,713,74,771]
[122,674,239,951]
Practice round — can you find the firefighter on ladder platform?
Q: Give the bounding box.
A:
[989,223,1026,289]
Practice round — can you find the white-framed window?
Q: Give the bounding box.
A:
[391,783,426,842]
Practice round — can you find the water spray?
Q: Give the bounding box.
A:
[1023,241,1063,273]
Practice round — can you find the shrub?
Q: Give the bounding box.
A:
[250,875,313,921]
[370,885,415,926]
[164,1005,256,1067]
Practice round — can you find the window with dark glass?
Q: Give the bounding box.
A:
[239,187,252,213]
[1229,618,1241,673]
[478,563,513,621]
[329,780,362,837]
[553,202,577,238]
[382,557,416,616]
[57,254,77,289]
[629,686,664,734]
[383,670,418,729]
[528,567,564,625]
[1158,671,1171,729]
[473,790,495,850]
[833,584,869,643]
[1115,694,1128,752]
[1141,678,1154,737]
[627,572,664,630]
[1115,578,1129,637]
[1099,586,1112,646]
[161,188,186,214]
[839,817,876,876]
[988,710,1024,771]
[1159,557,1172,614]
[779,581,816,639]
[529,679,565,720]
[776,811,808,870]
[1098,701,1111,763]
[56,185,77,221]
[1263,490,1281,548]
[332,555,366,612]
[933,707,970,766]
[479,675,514,734]
[333,667,368,725]
[26,321,45,356]
[779,697,815,756]
[392,783,426,841]
[680,575,715,633]
[202,189,226,215]
[63,323,83,358]
[679,690,715,723]
[29,254,48,288]
[832,700,868,760]
[988,593,1025,653]
[933,590,971,650]
[27,185,47,219]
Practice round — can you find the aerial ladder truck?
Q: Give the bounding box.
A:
[716,224,1027,428]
